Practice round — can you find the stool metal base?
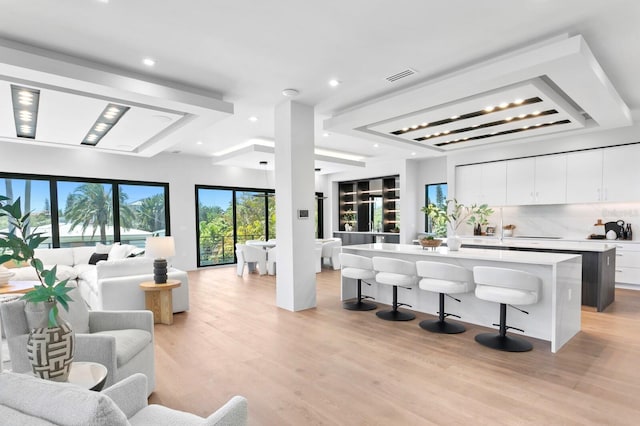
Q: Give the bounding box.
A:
[343,300,377,311]
[419,319,465,334]
[475,333,533,352]
[376,309,415,321]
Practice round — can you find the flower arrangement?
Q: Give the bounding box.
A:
[422,199,494,236]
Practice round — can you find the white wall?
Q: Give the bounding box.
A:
[1,143,271,271]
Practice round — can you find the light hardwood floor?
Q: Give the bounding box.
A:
[149,267,640,425]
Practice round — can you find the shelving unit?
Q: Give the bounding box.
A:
[339,182,357,231]
[337,175,400,234]
[383,177,400,233]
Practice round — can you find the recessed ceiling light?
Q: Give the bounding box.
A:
[329,79,341,87]
[373,143,379,148]
[11,85,40,139]
[322,132,330,137]
[499,102,509,109]
[82,103,130,146]
[196,141,203,145]
[249,116,258,122]
[142,57,156,67]
[484,106,495,112]
[410,152,416,156]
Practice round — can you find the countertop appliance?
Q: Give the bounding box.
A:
[604,220,625,239]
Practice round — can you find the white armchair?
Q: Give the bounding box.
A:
[0,288,155,395]
[0,372,248,425]
[235,244,267,276]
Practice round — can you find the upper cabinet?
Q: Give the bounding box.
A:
[566,145,640,203]
[456,144,640,207]
[455,161,506,206]
[602,144,640,202]
[506,154,567,205]
[566,150,603,203]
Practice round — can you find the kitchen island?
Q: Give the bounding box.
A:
[341,243,582,353]
[458,237,616,312]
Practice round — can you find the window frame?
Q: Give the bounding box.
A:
[0,172,170,248]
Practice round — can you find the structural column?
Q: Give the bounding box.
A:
[274,100,317,311]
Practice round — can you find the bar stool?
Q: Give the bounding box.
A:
[473,266,541,352]
[415,261,474,334]
[372,257,417,321]
[339,253,377,311]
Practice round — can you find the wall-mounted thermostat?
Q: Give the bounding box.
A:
[298,209,309,219]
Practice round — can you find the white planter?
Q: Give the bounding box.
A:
[447,235,462,251]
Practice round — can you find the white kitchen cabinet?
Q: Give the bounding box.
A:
[613,243,640,289]
[535,154,567,204]
[455,164,481,205]
[455,161,506,206]
[506,157,535,205]
[566,150,603,203]
[602,144,640,202]
[505,155,567,205]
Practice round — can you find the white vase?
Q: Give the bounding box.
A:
[447,234,462,251]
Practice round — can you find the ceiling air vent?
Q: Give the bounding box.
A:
[386,68,417,83]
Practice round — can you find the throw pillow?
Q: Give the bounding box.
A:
[95,242,113,254]
[107,244,132,260]
[127,247,145,258]
[88,253,109,265]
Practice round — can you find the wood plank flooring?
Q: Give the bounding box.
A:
[149,267,640,425]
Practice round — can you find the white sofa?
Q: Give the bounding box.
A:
[7,245,189,313]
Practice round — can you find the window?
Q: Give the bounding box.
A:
[1,173,169,249]
[0,177,52,248]
[119,184,167,247]
[425,183,448,236]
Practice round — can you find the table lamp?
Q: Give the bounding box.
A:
[145,236,175,284]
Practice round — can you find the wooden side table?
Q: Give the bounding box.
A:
[0,280,39,295]
[139,279,181,325]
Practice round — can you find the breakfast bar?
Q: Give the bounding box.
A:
[341,243,583,353]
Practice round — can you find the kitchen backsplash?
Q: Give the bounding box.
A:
[478,203,640,240]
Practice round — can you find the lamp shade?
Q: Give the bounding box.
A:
[145,236,176,259]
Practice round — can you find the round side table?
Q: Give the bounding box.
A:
[67,362,108,391]
[139,279,181,325]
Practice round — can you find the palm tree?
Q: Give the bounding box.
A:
[136,194,165,232]
[64,183,134,243]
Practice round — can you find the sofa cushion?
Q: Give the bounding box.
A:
[96,257,153,280]
[0,372,129,426]
[34,248,74,266]
[129,404,204,425]
[10,264,78,282]
[0,404,56,425]
[93,329,152,367]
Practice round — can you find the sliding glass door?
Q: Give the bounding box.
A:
[196,186,274,267]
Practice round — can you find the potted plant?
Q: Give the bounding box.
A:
[343,209,356,232]
[421,199,494,250]
[0,196,75,381]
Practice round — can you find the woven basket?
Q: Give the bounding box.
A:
[419,238,442,249]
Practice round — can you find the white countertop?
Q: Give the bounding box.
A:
[334,231,400,236]
[458,236,616,252]
[343,243,581,265]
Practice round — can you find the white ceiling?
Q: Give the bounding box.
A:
[0,0,638,173]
